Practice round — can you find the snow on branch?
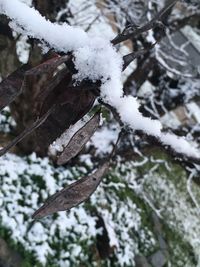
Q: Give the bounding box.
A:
[0,0,199,160]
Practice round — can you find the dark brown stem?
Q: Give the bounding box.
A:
[111,0,177,45]
[0,105,56,156]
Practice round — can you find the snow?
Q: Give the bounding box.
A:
[90,125,119,154]
[16,35,30,63]
[0,107,16,133]
[0,3,200,265]
[181,26,200,53]
[187,102,200,123]
[142,166,200,267]
[161,111,182,129]
[122,154,200,266]
[138,80,155,98]
[161,132,200,158]
[115,95,162,136]
[20,0,32,6]
[0,98,199,266]
[0,0,89,52]
[0,153,96,264]
[0,0,199,158]
[66,0,116,40]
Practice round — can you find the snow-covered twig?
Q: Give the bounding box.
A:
[0,0,200,161]
[186,168,200,212]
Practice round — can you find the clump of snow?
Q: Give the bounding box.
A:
[0,0,89,52]
[0,0,199,159]
[16,35,30,63]
[161,132,200,158]
[138,80,155,98]
[114,95,162,136]
[0,107,16,133]
[90,125,119,154]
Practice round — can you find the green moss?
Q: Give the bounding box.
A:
[162,223,197,267]
[0,225,43,267]
[103,170,158,257]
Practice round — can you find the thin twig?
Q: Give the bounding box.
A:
[123,41,158,70]
[0,105,56,156]
[111,0,177,45]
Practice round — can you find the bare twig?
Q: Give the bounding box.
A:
[123,41,158,70]
[0,105,56,156]
[111,0,177,45]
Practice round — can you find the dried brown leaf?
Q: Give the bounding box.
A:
[0,65,29,110]
[24,55,70,111]
[32,161,109,219]
[57,112,100,165]
[34,82,96,155]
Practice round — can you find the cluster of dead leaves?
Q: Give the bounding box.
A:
[0,53,110,219]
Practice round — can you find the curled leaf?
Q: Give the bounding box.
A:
[32,161,109,219]
[57,112,100,165]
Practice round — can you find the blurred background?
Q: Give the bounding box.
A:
[0,0,200,266]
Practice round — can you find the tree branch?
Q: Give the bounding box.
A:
[111,0,178,45]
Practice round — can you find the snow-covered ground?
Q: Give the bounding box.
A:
[0,152,156,266]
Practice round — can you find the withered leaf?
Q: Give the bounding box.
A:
[57,111,100,165]
[24,54,96,156]
[0,53,96,156]
[0,64,29,110]
[24,55,70,111]
[34,74,96,156]
[26,54,68,76]
[32,161,109,219]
